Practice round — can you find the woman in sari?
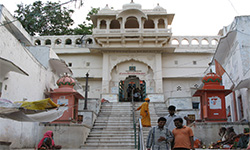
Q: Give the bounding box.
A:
[37,130,61,150]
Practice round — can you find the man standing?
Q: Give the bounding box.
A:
[164,105,181,131]
[172,118,195,150]
[136,97,151,127]
[146,117,173,150]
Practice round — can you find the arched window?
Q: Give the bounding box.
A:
[45,39,51,45]
[201,39,209,45]
[181,39,189,45]
[158,19,165,28]
[171,39,179,45]
[191,39,199,45]
[86,38,93,44]
[144,19,154,29]
[65,39,72,45]
[211,39,218,45]
[34,39,41,45]
[55,39,62,45]
[125,17,139,28]
[110,20,120,29]
[75,38,81,45]
[100,20,107,29]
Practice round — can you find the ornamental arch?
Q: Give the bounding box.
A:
[125,16,139,28]
[110,59,154,101]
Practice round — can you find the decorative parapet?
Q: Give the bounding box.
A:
[92,28,172,34]
[32,35,95,49]
[32,35,220,49]
[171,36,221,48]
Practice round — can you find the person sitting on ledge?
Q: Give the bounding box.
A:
[212,127,236,149]
[37,130,62,150]
[236,128,250,149]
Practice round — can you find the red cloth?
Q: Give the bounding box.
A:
[37,131,55,149]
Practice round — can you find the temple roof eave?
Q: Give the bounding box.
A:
[192,89,232,97]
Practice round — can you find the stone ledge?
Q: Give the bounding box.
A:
[0,141,11,145]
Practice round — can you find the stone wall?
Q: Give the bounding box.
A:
[39,124,91,149]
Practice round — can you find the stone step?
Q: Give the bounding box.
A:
[94,123,134,126]
[81,144,136,150]
[92,126,134,130]
[83,102,164,150]
[83,143,135,146]
[88,134,135,138]
[86,139,134,143]
[88,133,150,138]
[94,120,133,123]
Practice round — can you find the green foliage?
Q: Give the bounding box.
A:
[72,7,100,35]
[86,7,100,22]
[14,0,74,36]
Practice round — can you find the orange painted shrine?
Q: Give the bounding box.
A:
[50,75,84,124]
[193,72,231,122]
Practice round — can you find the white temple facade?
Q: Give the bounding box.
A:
[33,1,220,111]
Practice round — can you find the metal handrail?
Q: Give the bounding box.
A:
[132,89,137,148]
[138,117,145,150]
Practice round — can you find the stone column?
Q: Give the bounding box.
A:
[97,19,100,29]
[107,19,110,33]
[165,19,168,29]
[102,53,110,93]
[154,53,163,93]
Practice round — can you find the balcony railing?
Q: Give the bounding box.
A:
[93,28,172,34]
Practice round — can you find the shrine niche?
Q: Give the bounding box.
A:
[118,75,146,102]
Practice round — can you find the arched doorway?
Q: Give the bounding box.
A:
[119,75,146,102]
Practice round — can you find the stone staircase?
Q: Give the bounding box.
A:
[81,102,168,150]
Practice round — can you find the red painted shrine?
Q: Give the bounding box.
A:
[50,74,84,124]
[193,72,231,122]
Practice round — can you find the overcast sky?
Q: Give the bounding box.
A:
[1,0,250,35]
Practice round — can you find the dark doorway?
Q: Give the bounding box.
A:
[119,75,146,102]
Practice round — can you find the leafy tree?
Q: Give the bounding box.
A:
[14,1,74,36]
[72,7,100,35]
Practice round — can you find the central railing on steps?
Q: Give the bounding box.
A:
[138,117,145,150]
[132,89,137,149]
[132,88,145,150]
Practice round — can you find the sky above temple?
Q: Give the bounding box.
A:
[1,0,250,36]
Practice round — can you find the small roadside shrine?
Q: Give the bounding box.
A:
[50,74,84,124]
[193,72,231,122]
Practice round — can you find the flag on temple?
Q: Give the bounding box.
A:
[215,59,226,77]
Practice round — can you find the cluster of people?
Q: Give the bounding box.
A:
[137,98,197,150]
[127,85,143,101]
[212,126,250,149]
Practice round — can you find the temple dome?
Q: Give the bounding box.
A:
[122,1,142,10]
[202,72,222,84]
[57,74,76,88]
[153,3,166,12]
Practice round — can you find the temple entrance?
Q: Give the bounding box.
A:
[119,75,146,102]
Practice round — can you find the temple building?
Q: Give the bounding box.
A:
[33,1,219,111]
[0,1,228,148]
